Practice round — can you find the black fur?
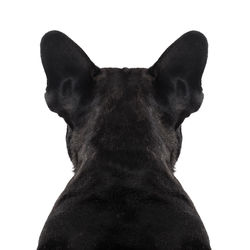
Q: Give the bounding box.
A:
[38,30,210,249]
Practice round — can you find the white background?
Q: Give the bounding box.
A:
[0,1,249,249]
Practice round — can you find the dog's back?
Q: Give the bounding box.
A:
[38,166,209,249]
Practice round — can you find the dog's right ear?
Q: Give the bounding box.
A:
[41,31,99,127]
[149,31,208,128]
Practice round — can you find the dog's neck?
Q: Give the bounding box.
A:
[69,116,179,177]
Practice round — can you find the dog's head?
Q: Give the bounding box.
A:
[41,31,207,173]
[39,31,210,250]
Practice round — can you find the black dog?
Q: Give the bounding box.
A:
[38,30,210,250]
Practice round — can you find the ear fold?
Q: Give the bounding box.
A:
[149,31,208,127]
[40,31,99,127]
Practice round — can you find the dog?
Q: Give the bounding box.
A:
[37,30,210,250]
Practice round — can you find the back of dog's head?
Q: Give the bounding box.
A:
[38,31,210,250]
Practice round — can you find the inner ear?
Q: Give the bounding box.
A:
[40,30,99,127]
[149,31,208,126]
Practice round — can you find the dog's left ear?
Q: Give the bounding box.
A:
[149,31,208,127]
[41,31,99,127]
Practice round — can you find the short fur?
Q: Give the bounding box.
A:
[38,30,210,249]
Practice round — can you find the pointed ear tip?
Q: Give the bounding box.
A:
[40,30,67,49]
[184,30,208,47]
[184,30,207,39]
